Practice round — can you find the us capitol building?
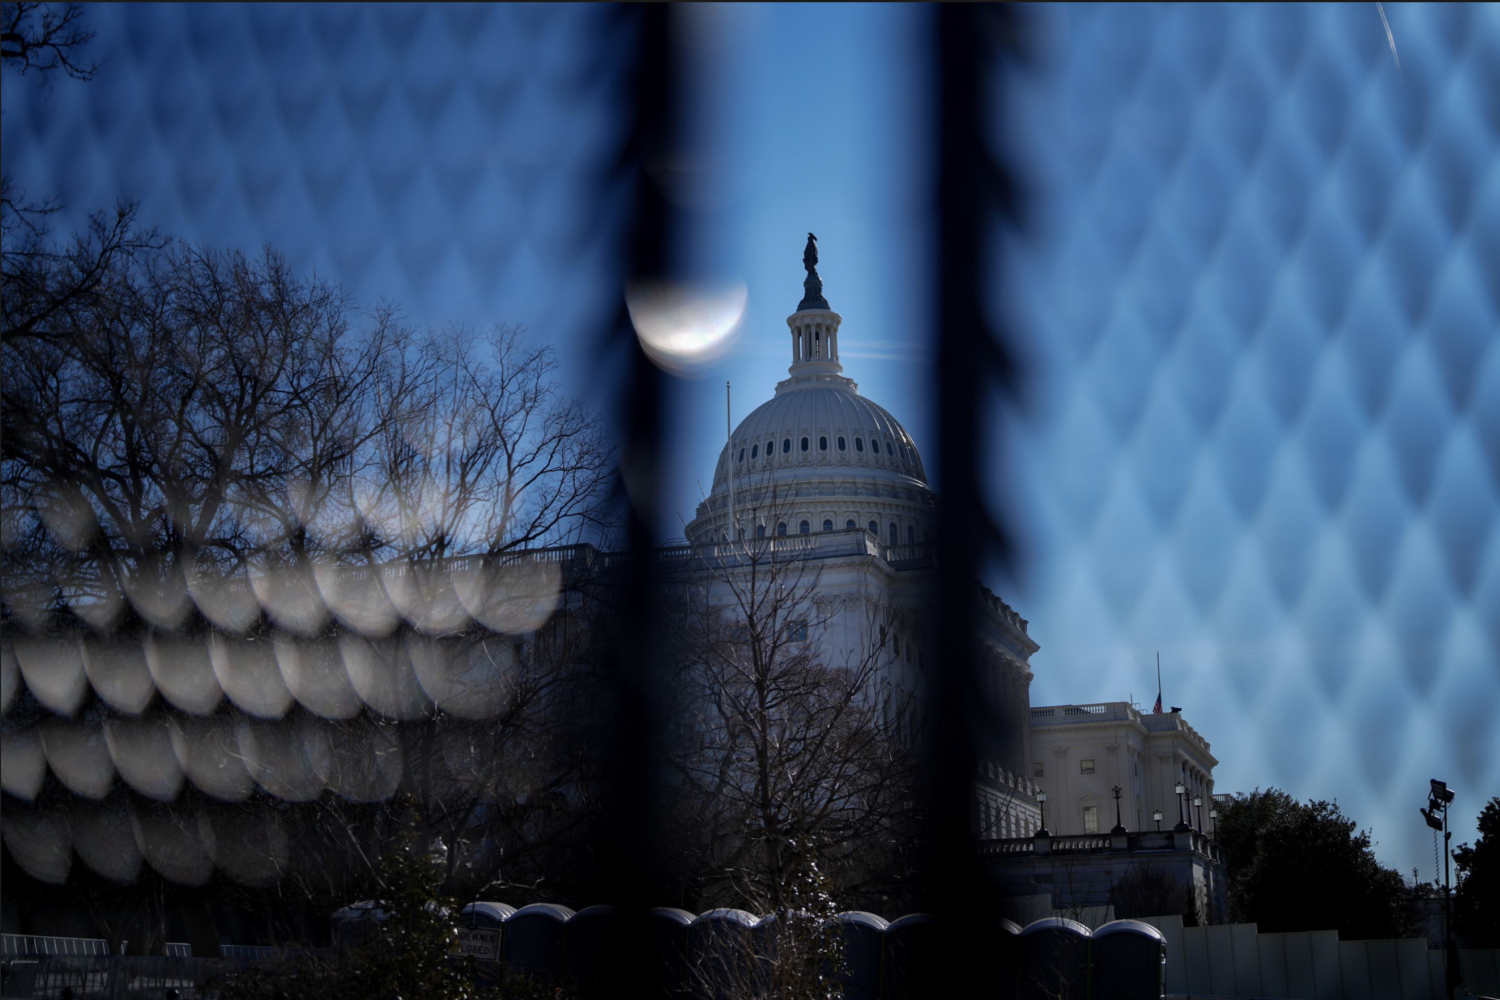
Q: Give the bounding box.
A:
[678,236,1227,918]
[0,235,1228,936]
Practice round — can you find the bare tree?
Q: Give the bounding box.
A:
[0,230,621,943]
[2,195,166,348]
[362,325,615,562]
[1,3,156,358]
[1,1,95,81]
[2,242,405,627]
[660,499,918,917]
[317,322,616,900]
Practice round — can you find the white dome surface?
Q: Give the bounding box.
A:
[710,374,928,493]
[685,292,934,546]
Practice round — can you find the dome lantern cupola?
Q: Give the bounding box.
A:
[786,232,843,379]
[684,234,934,547]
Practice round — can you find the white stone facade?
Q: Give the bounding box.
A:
[1027,702,1218,838]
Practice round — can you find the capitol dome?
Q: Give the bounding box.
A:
[685,236,935,547]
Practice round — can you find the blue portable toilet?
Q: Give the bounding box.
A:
[330,901,388,949]
[748,910,781,966]
[563,905,618,996]
[1020,917,1092,1000]
[456,901,513,965]
[688,908,760,998]
[989,917,1024,1000]
[502,902,574,979]
[459,901,515,928]
[826,911,888,1000]
[643,907,695,997]
[884,913,937,998]
[1090,919,1167,1000]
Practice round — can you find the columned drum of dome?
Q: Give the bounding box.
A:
[686,239,935,546]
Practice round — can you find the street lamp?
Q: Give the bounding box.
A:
[1111,785,1126,834]
[1035,791,1049,838]
[1421,778,1461,1000]
[1174,782,1189,832]
[1194,795,1204,831]
[1209,806,1219,840]
[1153,809,1162,832]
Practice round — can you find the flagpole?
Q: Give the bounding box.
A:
[1155,651,1163,715]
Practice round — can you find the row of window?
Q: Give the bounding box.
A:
[736,435,916,465]
[1032,758,1098,778]
[738,520,919,546]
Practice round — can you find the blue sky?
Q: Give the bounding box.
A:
[4,2,1495,879]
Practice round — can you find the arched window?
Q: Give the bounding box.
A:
[751,444,758,459]
[819,436,828,451]
[871,439,880,455]
[837,436,846,450]
[855,438,865,452]
[823,519,834,532]
[886,439,894,456]
[756,524,766,539]
[907,525,916,544]
[867,520,878,535]
[799,520,810,535]
[738,528,746,540]
[777,522,788,536]
[766,440,774,457]
[782,438,791,454]
[738,448,745,463]
[846,519,856,530]
[800,436,809,452]
[889,523,899,545]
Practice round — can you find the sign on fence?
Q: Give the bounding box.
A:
[458,927,500,962]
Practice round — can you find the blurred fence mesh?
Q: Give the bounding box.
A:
[1,3,662,918]
[2,0,1496,971]
[995,3,1498,869]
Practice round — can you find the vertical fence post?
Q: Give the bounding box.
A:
[582,4,681,991]
[927,4,1024,994]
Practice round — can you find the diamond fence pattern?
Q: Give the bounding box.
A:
[2,0,1494,895]
[1,3,638,892]
[0,3,623,337]
[998,3,1498,870]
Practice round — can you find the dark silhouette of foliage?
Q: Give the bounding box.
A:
[1109,863,1189,923]
[1454,796,1500,947]
[1216,788,1417,939]
[216,821,501,1000]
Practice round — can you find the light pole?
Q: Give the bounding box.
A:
[1421,778,1460,1000]
[1209,806,1219,840]
[1194,795,1204,832]
[1111,785,1126,835]
[1174,782,1189,832]
[1153,809,1162,832]
[1036,791,1049,837]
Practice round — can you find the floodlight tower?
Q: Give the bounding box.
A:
[1420,779,1460,1000]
